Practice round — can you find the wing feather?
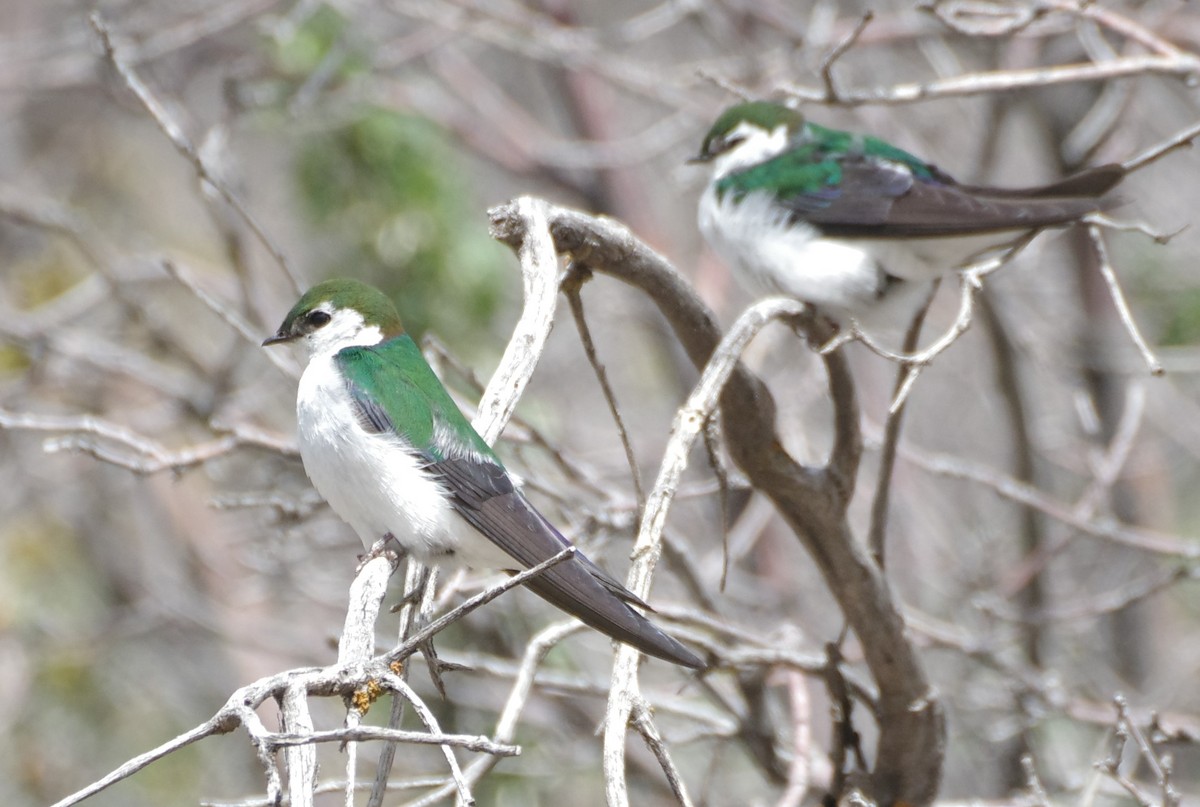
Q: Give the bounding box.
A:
[333,340,702,668]
[719,143,1119,238]
[426,455,701,666]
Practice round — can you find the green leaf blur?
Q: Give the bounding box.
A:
[295,107,507,343]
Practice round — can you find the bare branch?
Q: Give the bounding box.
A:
[821,12,874,102]
[265,726,517,755]
[383,548,578,666]
[868,282,938,566]
[605,296,804,806]
[380,674,475,805]
[630,697,693,807]
[1123,118,1200,173]
[776,670,813,807]
[161,259,299,378]
[0,407,295,473]
[781,53,1200,106]
[396,622,588,807]
[89,13,302,294]
[562,263,646,514]
[472,198,560,445]
[491,199,945,804]
[49,719,233,807]
[898,444,1200,559]
[1085,224,1165,376]
[281,685,316,807]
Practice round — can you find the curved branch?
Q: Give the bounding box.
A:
[602,296,806,807]
[474,196,562,444]
[489,198,944,804]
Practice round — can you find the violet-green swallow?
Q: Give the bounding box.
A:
[693,101,1123,327]
[263,279,703,668]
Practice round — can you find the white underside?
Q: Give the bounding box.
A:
[698,186,1003,331]
[296,351,512,569]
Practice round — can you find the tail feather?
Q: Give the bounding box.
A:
[520,558,705,669]
[956,163,1125,200]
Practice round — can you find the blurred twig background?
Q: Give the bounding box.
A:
[2,0,1200,805]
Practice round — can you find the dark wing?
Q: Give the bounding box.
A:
[428,453,704,668]
[953,163,1125,199]
[345,380,395,434]
[721,143,1122,238]
[335,340,702,667]
[785,162,1116,238]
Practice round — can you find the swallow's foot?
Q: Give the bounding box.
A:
[356,532,402,574]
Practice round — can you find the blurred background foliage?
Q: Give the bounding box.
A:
[278,5,509,341]
[294,105,509,341]
[1,0,1200,805]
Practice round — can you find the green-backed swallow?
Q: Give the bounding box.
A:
[264,279,703,668]
[692,101,1124,329]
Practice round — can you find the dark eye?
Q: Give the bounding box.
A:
[720,135,745,153]
[306,310,332,328]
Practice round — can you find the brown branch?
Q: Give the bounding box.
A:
[489,198,944,805]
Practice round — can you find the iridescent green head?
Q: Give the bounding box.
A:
[691,101,804,164]
[263,278,404,355]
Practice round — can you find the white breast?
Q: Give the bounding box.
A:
[699,186,887,319]
[295,353,499,566]
[698,184,1013,332]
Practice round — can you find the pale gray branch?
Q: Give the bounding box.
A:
[604,296,804,806]
[89,12,302,293]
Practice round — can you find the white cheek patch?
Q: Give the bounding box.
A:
[305,308,384,359]
[713,122,790,178]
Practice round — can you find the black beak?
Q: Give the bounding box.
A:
[262,331,295,347]
[686,152,713,165]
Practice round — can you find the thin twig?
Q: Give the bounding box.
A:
[1085,224,1164,376]
[49,720,232,807]
[266,726,517,755]
[604,297,805,807]
[1122,117,1200,173]
[89,13,301,294]
[781,52,1200,106]
[383,548,578,665]
[824,235,1036,397]
[381,673,475,805]
[897,443,1200,558]
[701,415,733,591]
[563,262,646,515]
[630,697,694,806]
[398,621,587,807]
[821,12,874,101]
[867,281,938,567]
[0,407,296,473]
[161,259,299,377]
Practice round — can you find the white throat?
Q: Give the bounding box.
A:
[711,122,790,179]
[304,306,385,360]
